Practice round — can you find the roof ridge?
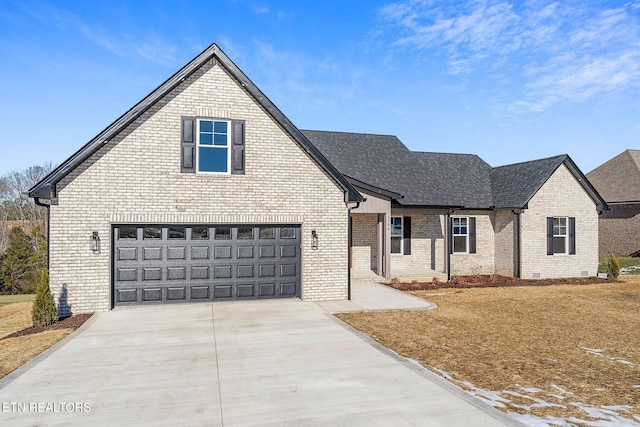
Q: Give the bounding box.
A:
[491,154,567,171]
[301,129,399,138]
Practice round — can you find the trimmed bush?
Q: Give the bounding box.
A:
[606,253,621,281]
[32,270,58,327]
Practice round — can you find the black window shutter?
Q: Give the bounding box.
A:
[547,217,554,255]
[231,120,245,175]
[569,217,576,255]
[448,216,453,255]
[469,217,476,254]
[403,216,411,255]
[181,117,196,173]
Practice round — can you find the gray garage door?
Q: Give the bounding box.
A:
[113,225,301,306]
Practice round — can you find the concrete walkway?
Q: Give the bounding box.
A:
[0,282,522,426]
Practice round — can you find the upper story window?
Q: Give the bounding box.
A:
[391,217,403,254]
[197,119,230,173]
[452,217,468,253]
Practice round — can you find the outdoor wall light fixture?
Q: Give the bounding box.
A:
[90,231,100,252]
[311,230,318,250]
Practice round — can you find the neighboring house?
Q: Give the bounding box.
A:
[29,44,606,315]
[586,149,640,257]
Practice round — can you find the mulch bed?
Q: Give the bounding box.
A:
[1,313,93,341]
[387,274,612,291]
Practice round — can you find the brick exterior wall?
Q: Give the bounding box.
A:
[389,210,447,275]
[450,211,496,276]
[520,165,599,279]
[598,204,640,257]
[494,210,517,277]
[351,214,378,272]
[49,59,349,315]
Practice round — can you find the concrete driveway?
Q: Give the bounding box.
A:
[0,282,522,426]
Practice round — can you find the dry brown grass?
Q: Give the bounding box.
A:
[0,302,33,337]
[0,329,73,377]
[337,277,640,423]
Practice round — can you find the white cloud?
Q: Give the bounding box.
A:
[377,0,640,113]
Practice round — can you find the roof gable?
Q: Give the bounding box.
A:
[586,149,640,203]
[491,155,606,210]
[29,44,362,203]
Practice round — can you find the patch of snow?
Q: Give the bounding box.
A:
[519,386,543,393]
[633,385,640,389]
[459,380,510,407]
[614,358,635,366]
[583,347,604,354]
[550,384,574,395]
[550,394,567,400]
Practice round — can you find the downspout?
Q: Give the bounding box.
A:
[34,197,51,269]
[512,209,521,278]
[446,210,452,282]
[347,201,361,300]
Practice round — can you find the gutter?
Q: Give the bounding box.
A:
[446,210,452,281]
[512,209,521,278]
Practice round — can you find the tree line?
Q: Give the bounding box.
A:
[0,164,53,294]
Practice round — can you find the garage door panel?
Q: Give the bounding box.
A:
[142,288,162,302]
[214,265,232,279]
[214,285,232,299]
[259,283,276,297]
[143,267,162,281]
[167,287,186,301]
[168,246,186,260]
[214,246,232,259]
[113,225,300,306]
[191,266,209,280]
[142,247,161,260]
[116,289,137,303]
[118,247,137,261]
[237,246,254,258]
[191,246,210,260]
[280,245,297,258]
[168,266,186,280]
[117,268,137,282]
[281,264,297,277]
[280,283,296,296]
[237,284,254,297]
[190,286,209,300]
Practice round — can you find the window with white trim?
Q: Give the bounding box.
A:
[197,119,230,173]
[452,217,468,253]
[391,217,403,254]
[552,217,568,255]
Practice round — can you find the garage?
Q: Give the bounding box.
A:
[113,224,301,306]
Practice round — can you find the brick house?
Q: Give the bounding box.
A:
[586,149,640,257]
[29,44,606,314]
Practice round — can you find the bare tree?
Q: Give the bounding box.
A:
[0,163,53,254]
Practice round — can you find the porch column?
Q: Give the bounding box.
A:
[379,213,391,279]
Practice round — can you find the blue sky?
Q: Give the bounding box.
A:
[1,0,639,177]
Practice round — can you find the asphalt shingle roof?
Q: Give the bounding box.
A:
[303,130,494,207]
[303,130,599,210]
[586,149,640,203]
[490,155,568,208]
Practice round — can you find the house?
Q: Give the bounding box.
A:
[29,44,606,315]
[304,131,606,282]
[586,149,640,257]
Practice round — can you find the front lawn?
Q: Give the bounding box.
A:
[337,277,640,426]
[0,296,91,379]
